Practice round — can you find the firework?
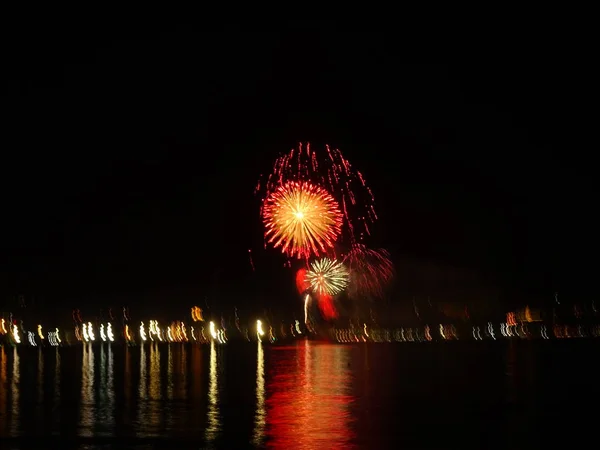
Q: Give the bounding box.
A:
[343,244,394,300]
[318,294,338,321]
[305,257,349,296]
[262,181,343,259]
[257,143,377,246]
[296,268,310,294]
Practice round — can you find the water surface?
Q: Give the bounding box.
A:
[0,339,598,448]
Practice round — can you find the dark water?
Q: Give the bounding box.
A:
[0,339,598,449]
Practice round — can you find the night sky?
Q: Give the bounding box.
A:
[3,24,597,316]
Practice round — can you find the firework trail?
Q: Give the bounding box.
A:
[257,143,377,248]
[343,244,394,300]
[248,249,255,272]
[304,293,310,325]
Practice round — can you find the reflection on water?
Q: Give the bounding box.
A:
[1,340,598,447]
[54,348,60,410]
[149,343,161,400]
[0,347,7,436]
[266,341,355,448]
[252,342,266,446]
[79,343,95,437]
[37,349,43,405]
[205,341,221,443]
[167,345,173,400]
[11,348,19,437]
[96,344,115,436]
[35,349,43,429]
[137,342,162,436]
[123,345,133,427]
[178,345,187,400]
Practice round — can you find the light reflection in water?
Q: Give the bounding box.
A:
[137,343,161,436]
[266,341,355,448]
[124,346,132,422]
[137,342,162,436]
[205,341,221,442]
[37,349,44,404]
[252,342,266,446]
[191,345,202,400]
[139,343,147,402]
[167,345,173,400]
[11,348,20,436]
[178,345,187,400]
[167,345,187,430]
[54,348,61,409]
[189,345,203,432]
[96,344,115,435]
[149,343,161,402]
[79,343,95,437]
[0,347,7,436]
[35,349,44,427]
[107,345,114,408]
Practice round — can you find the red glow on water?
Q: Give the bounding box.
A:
[265,341,354,448]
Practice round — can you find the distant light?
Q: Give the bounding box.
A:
[87,322,95,341]
[257,320,265,341]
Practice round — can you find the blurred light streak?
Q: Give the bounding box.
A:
[205,341,221,442]
[27,331,37,346]
[252,342,266,446]
[139,322,147,341]
[87,323,95,341]
[488,322,496,340]
[209,321,217,340]
[304,294,310,326]
[12,325,21,344]
[257,320,265,342]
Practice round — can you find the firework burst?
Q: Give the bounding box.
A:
[257,143,377,246]
[343,244,394,300]
[305,257,349,296]
[262,181,343,259]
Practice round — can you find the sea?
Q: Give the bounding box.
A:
[0,339,598,449]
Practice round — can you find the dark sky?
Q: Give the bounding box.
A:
[2,24,597,315]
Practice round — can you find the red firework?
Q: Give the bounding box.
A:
[296,268,310,294]
[262,181,343,259]
[317,294,338,321]
[257,143,377,246]
[343,244,394,300]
